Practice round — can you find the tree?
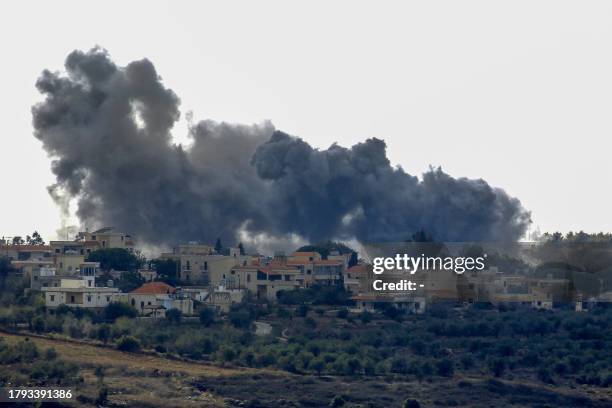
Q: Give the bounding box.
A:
[330,395,347,407]
[103,302,137,321]
[297,304,310,317]
[95,387,108,406]
[26,231,45,246]
[488,358,506,377]
[310,357,325,375]
[115,271,144,292]
[166,309,182,324]
[95,324,111,344]
[296,241,357,261]
[436,358,454,377]
[151,258,179,285]
[348,252,358,268]
[116,336,141,352]
[403,399,421,408]
[87,248,141,271]
[214,238,223,253]
[228,306,252,329]
[12,236,24,245]
[360,311,372,324]
[199,307,216,326]
[0,257,15,289]
[32,316,45,333]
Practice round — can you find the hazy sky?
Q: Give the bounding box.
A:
[1,1,611,242]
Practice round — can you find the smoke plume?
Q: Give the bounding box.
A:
[32,48,530,247]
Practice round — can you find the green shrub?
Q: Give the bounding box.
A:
[116,336,141,352]
[359,311,372,324]
[165,309,182,324]
[488,358,506,377]
[198,307,216,326]
[104,302,137,321]
[436,358,454,377]
[403,399,421,408]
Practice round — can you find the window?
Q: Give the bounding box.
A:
[70,295,75,303]
[131,299,135,306]
[50,295,55,302]
[204,261,208,271]
[106,296,110,302]
[140,301,144,308]
[247,274,251,283]
[87,295,92,302]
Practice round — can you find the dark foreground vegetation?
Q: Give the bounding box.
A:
[0,269,610,406]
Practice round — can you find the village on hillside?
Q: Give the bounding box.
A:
[1,227,607,319]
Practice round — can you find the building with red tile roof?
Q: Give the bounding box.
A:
[131,281,176,295]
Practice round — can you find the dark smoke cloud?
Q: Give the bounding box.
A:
[32,47,530,247]
[252,133,531,242]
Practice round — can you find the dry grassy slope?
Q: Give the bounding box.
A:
[2,331,610,407]
[0,331,273,407]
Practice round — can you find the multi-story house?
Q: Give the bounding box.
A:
[1,244,51,261]
[126,282,194,316]
[42,277,119,309]
[161,244,248,284]
[286,251,344,286]
[227,264,301,300]
[77,227,135,252]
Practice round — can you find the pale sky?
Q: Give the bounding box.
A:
[1,1,611,242]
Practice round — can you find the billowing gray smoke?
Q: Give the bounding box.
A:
[32,48,530,246]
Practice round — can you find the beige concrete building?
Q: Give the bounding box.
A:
[228,264,301,301]
[161,244,249,285]
[206,287,244,312]
[0,245,51,262]
[50,240,100,258]
[287,251,344,286]
[77,227,134,252]
[42,278,119,309]
[344,264,370,294]
[137,269,157,282]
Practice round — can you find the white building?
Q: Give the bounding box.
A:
[42,278,119,309]
[127,282,194,316]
